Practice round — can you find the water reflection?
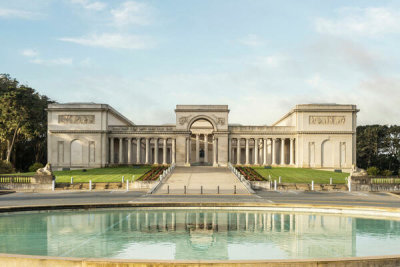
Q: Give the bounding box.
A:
[0,209,400,260]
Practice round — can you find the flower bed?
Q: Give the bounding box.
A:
[138,166,168,181]
[236,166,265,181]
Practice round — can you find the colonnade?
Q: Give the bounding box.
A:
[230,137,295,166]
[94,211,297,233]
[109,137,175,165]
[189,133,216,165]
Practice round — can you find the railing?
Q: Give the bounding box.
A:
[0,176,32,184]
[351,175,400,191]
[228,163,255,194]
[371,177,400,184]
[148,164,176,194]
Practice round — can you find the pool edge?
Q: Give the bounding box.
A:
[1,202,400,266]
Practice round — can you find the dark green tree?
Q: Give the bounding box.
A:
[357,125,400,175]
[0,74,52,170]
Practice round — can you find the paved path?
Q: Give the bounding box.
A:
[0,191,399,208]
[155,166,250,195]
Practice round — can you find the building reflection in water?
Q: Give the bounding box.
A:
[42,209,358,260]
[3,209,400,259]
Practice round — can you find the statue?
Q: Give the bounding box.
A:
[350,164,367,177]
[36,163,53,176]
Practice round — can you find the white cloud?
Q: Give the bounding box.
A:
[70,0,106,11]
[315,7,400,37]
[111,1,152,27]
[250,55,285,68]
[21,49,38,57]
[79,57,92,67]
[0,7,41,19]
[59,33,154,49]
[30,58,73,66]
[238,34,266,47]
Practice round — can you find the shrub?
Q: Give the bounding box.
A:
[28,162,44,173]
[381,169,393,176]
[0,160,15,174]
[367,166,379,176]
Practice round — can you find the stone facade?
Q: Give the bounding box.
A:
[47,103,358,171]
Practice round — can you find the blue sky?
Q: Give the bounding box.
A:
[1,0,400,125]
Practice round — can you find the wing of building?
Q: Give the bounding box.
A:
[47,103,358,172]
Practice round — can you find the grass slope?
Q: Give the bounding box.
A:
[2,166,152,183]
[54,166,152,183]
[253,167,349,184]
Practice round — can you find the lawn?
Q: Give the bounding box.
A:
[1,166,152,183]
[253,166,349,184]
[54,166,152,183]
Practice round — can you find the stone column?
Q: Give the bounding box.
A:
[154,138,159,164]
[263,138,267,165]
[195,134,200,162]
[127,138,132,164]
[110,137,114,164]
[237,138,241,164]
[204,134,208,162]
[119,138,123,164]
[290,138,294,165]
[186,137,190,165]
[163,138,167,165]
[245,138,249,165]
[136,137,141,164]
[272,138,276,165]
[280,138,285,165]
[254,139,259,165]
[145,138,150,164]
[172,138,176,164]
[213,136,217,166]
[228,138,232,163]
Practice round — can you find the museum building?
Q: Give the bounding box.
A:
[47,103,358,172]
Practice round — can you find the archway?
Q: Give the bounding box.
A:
[321,139,333,168]
[189,119,214,165]
[71,139,83,166]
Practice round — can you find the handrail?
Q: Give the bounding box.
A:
[228,163,255,194]
[147,164,176,194]
[0,176,32,184]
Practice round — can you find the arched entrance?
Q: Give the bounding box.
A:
[189,118,214,165]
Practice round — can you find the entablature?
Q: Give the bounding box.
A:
[228,126,296,134]
[109,125,176,133]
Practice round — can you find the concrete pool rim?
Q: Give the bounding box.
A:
[1,202,400,266]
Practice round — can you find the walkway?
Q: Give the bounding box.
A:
[1,191,400,208]
[155,166,250,195]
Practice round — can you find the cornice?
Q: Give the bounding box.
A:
[175,109,230,113]
[229,132,296,136]
[50,130,107,134]
[297,131,355,134]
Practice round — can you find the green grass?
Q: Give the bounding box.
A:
[2,166,152,183]
[0,172,36,176]
[54,166,152,183]
[253,166,349,184]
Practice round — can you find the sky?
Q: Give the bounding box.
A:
[1,0,400,125]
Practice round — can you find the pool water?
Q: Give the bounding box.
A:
[0,208,399,260]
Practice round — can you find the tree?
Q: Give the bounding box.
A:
[357,125,400,175]
[0,74,52,170]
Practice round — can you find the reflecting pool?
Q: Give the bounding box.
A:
[0,209,400,260]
